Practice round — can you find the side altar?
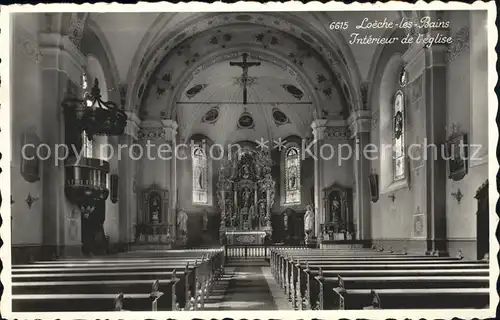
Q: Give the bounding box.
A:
[217,147,275,245]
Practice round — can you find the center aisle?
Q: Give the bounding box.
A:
[204,258,292,310]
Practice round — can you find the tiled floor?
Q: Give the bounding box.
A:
[204,259,292,310]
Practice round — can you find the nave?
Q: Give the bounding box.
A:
[12,245,489,312]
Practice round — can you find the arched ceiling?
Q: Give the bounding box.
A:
[173,58,318,144]
[82,10,406,142]
[135,19,353,143]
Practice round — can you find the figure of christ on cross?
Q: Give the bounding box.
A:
[230,53,261,105]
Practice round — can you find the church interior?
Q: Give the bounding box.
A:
[7,10,491,311]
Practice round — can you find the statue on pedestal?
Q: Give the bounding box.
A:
[304,205,314,243]
[177,209,188,244]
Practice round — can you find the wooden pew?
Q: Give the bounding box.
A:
[270,248,489,310]
[12,249,225,312]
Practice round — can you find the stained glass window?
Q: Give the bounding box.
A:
[285,147,301,204]
[193,147,209,204]
[393,90,405,181]
[81,72,93,158]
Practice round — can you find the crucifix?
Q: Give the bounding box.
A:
[230,53,261,105]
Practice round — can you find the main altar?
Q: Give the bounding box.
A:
[217,147,275,245]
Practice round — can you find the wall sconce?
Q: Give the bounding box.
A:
[451,188,463,204]
[388,194,396,202]
[25,192,39,210]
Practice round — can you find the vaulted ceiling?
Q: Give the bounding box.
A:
[85,10,402,142]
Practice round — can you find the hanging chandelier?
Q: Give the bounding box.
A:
[63,77,127,140]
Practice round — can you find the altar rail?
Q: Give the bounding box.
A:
[224,245,306,260]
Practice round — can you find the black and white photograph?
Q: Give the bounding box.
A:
[0,3,497,318]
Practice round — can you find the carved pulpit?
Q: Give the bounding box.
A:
[217,147,275,245]
[135,184,173,248]
[323,182,354,241]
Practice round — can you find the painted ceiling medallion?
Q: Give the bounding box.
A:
[185,84,207,99]
[238,109,255,129]
[282,84,304,100]
[272,108,290,126]
[202,106,220,124]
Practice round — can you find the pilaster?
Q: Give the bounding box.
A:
[118,112,141,244]
[311,119,328,239]
[161,119,179,238]
[348,111,372,241]
[38,32,85,256]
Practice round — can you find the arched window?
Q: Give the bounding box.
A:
[81,72,93,158]
[192,147,209,204]
[392,89,405,181]
[284,146,301,205]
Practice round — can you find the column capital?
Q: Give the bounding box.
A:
[124,111,141,140]
[161,119,178,141]
[38,33,85,85]
[348,110,371,138]
[311,119,328,140]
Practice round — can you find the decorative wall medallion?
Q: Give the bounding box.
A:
[185,84,207,99]
[25,192,39,210]
[282,84,304,100]
[451,188,463,204]
[272,108,290,126]
[237,110,255,129]
[202,106,220,124]
[447,26,469,63]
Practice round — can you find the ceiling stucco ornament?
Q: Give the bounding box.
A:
[68,13,87,49]
[447,26,469,63]
[133,12,353,112]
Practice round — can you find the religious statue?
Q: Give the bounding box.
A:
[202,211,209,231]
[150,194,161,224]
[177,209,188,236]
[242,188,251,208]
[283,211,288,231]
[241,164,251,180]
[259,201,267,227]
[304,205,314,243]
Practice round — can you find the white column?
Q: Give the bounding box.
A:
[311,119,328,239]
[348,110,372,240]
[162,119,178,237]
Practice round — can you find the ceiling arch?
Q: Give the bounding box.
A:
[127,12,358,114]
[137,21,352,145]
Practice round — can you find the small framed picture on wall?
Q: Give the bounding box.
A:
[446,133,468,181]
